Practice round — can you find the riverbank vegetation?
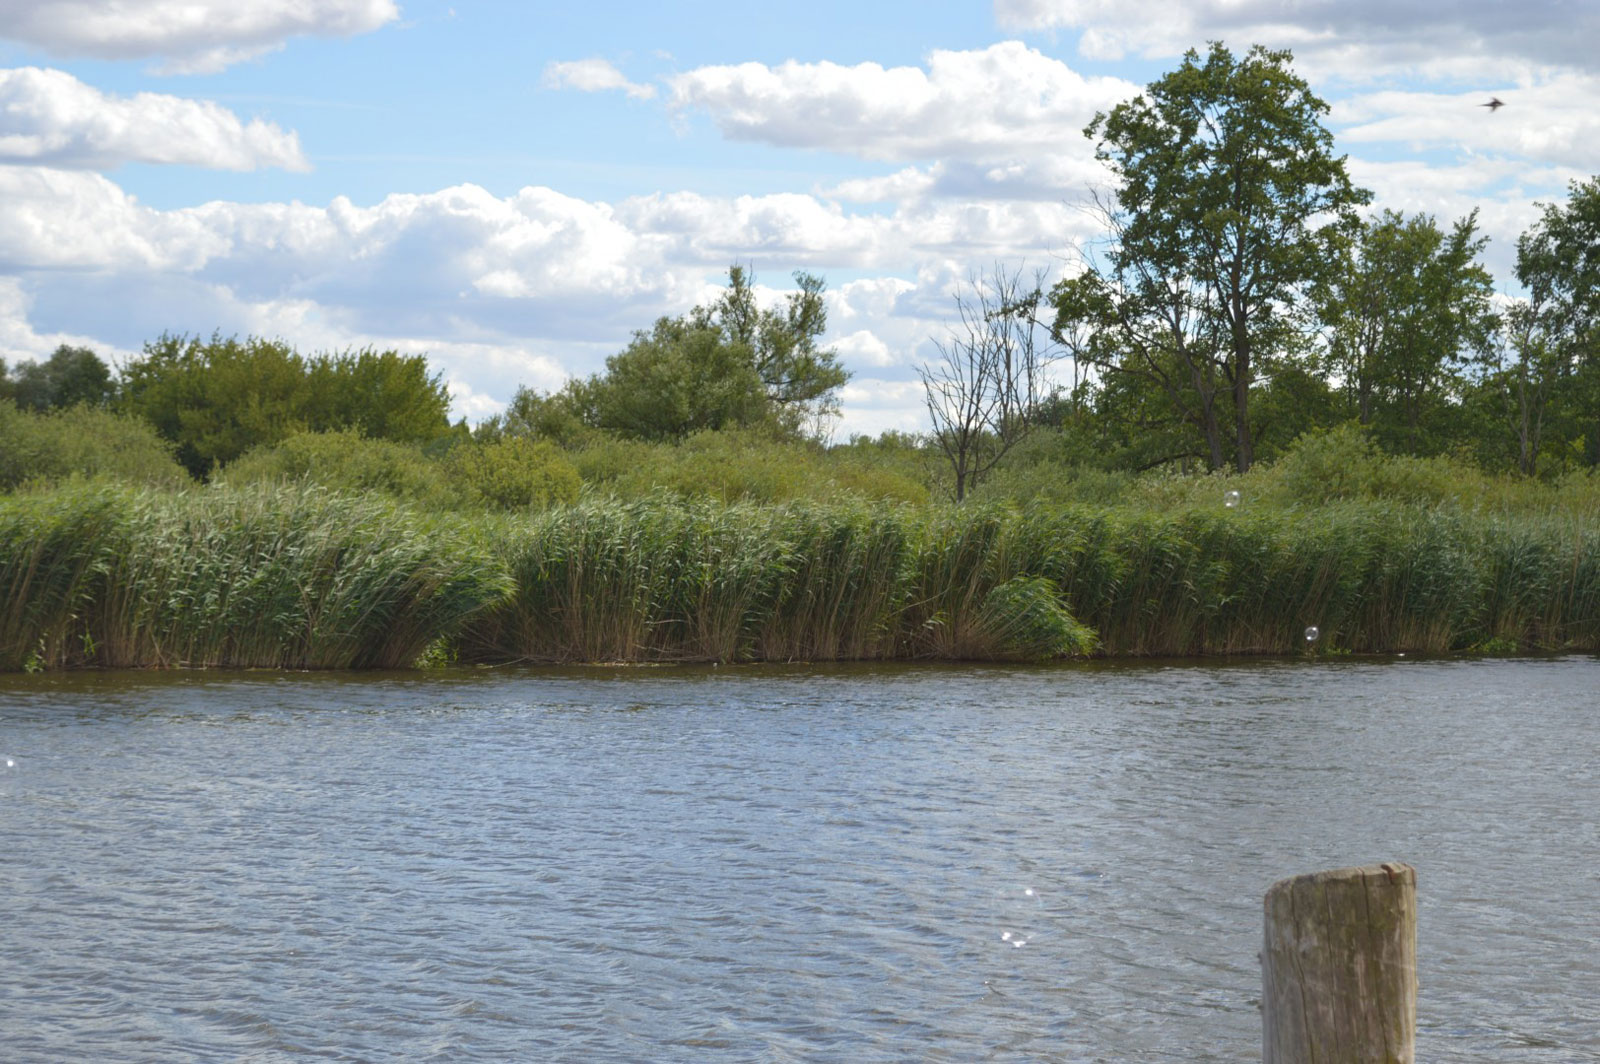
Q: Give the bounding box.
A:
[3,459,1597,671]
[5,43,1600,671]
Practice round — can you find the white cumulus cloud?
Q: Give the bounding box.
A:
[669,41,1136,164]
[0,170,1104,427]
[0,67,308,171]
[0,0,399,74]
[0,166,228,270]
[832,329,895,368]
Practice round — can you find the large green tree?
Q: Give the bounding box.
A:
[1503,176,1600,470]
[497,267,849,443]
[120,334,450,478]
[580,314,770,441]
[1053,42,1370,472]
[1314,210,1495,455]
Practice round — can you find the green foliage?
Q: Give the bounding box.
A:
[477,386,596,447]
[1056,42,1370,472]
[218,429,456,508]
[3,345,116,411]
[504,267,849,444]
[587,315,771,440]
[973,577,1098,661]
[446,436,582,511]
[119,334,451,478]
[0,480,122,670]
[568,428,930,505]
[0,402,189,492]
[301,347,454,443]
[7,476,1600,671]
[461,499,1096,665]
[1467,175,1600,475]
[97,484,509,669]
[715,266,850,430]
[459,494,1600,664]
[1315,210,1496,454]
[1266,424,1484,508]
[1249,357,1345,463]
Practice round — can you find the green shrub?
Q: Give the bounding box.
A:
[568,435,662,488]
[218,429,457,508]
[0,403,188,492]
[571,428,929,505]
[1266,424,1487,509]
[447,436,581,511]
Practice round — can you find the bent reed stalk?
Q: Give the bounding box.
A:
[1,481,508,670]
[4,484,1599,671]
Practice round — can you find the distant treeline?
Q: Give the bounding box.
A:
[7,46,1600,499]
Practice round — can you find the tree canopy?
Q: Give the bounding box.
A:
[1052,42,1370,472]
[120,334,451,478]
[1,345,115,411]
[1315,210,1496,455]
[492,267,849,444]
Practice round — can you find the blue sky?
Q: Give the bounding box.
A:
[3,1,1595,434]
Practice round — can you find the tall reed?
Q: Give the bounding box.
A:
[755,503,913,661]
[92,483,509,668]
[463,499,1098,664]
[0,482,508,670]
[6,485,1599,671]
[0,481,123,670]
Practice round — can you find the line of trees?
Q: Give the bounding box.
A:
[0,268,854,493]
[922,43,1600,493]
[7,43,1600,503]
[2,335,454,480]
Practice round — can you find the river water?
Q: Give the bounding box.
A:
[2,658,1597,1062]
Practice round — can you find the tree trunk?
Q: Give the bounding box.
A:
[1233,343,1254,473]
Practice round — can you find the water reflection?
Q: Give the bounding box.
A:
[2,658,1597,1062]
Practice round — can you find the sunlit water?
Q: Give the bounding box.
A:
[3,659,1597,1062]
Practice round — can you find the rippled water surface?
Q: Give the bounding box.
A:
[3,659,1598,1062]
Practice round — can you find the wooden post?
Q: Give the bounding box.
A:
[1262,862,1417,1064]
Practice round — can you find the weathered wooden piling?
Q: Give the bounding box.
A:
[1261,862,1417,1063]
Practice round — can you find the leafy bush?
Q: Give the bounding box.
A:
[219,429,456,508]
[0,402,189,492]
[119,334,451,478]
[447,436,581,510]
[571,428,929,505]
[1266,423,1481,508]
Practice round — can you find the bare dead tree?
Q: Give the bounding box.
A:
[919,264,1054,501]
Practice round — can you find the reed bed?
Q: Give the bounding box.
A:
[0,482,123,671]
[462,497,1600,663]
[1,481,508,670]
[4,484,1599,671]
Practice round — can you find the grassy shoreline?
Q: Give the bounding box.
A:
[4,481,1597,672]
